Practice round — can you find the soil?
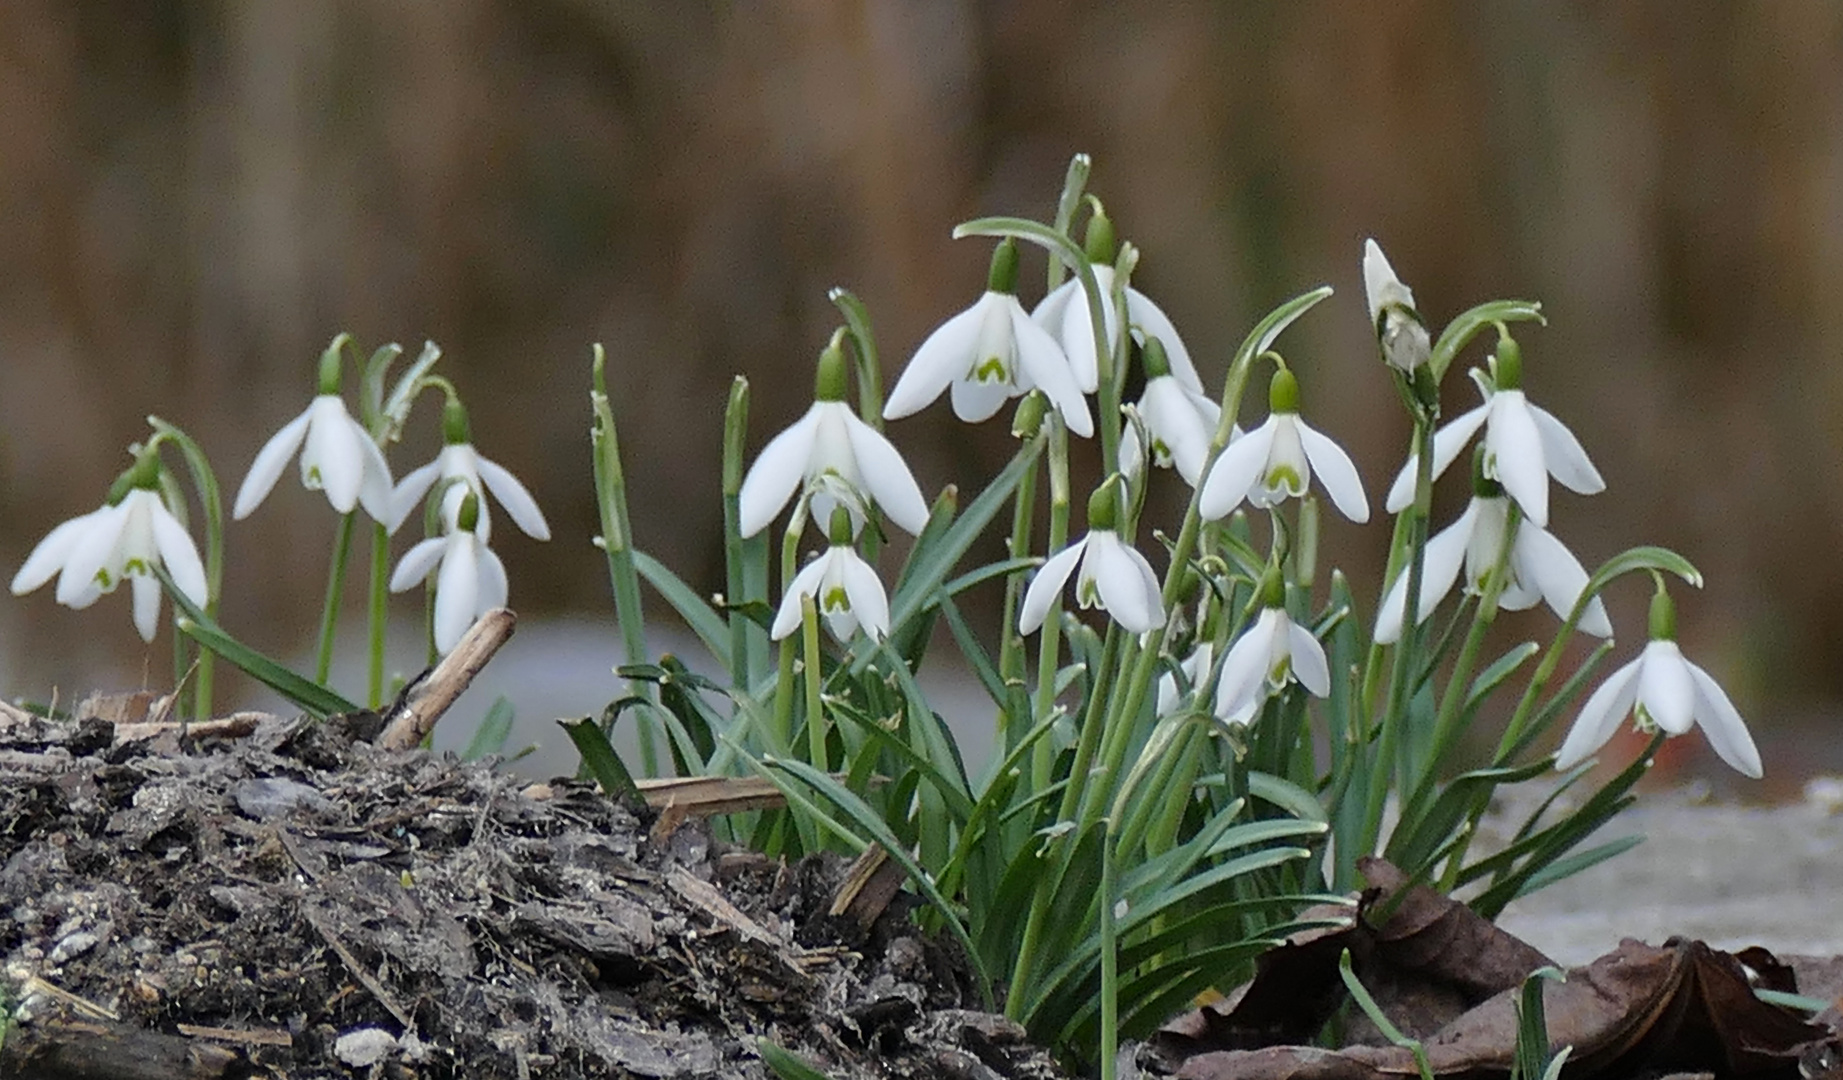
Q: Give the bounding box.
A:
[0,703,1069,1079]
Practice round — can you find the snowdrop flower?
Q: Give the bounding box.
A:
[389,483,508,655]
[1374,453,1612,644]
[1156,642,1216,717]
[1199,367,1369,523]
[1362,239,1430,372]
[1121,336,1227,488]
[1032,203,1200,395]
[1384,336,1602,528]
[1555,584,1761,778]
[1214,591,1331,727]
[233,344,392,521]
[1019,480,1165,635]
[885,239,1092,437]
[387,397,549,540]
[739,339,930,539]
[11,459,208,643]
[770,509,891,642]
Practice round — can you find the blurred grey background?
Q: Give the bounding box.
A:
[1,3,1839,793]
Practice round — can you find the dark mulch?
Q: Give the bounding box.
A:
[0,703,1069,1079]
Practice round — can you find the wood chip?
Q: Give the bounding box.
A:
[377,607,516,750]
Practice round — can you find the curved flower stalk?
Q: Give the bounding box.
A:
[1374,455,1611,644]
[233,340,393,522]
[885,239,1092,437]
[1384,334,1602,528]
[11,453,207,642]
[1214,593,1331,728]
[388,396,550,540]
[388,483,508,655]
[1199,366,1369,523]
[1032,202,1200,395]
[1555,582,1761,778]
[770,509,890,642]
[1362,239,1431,372]
[1019,480,1164,635]
[1120,336,1225,488]
[738,338,930,539]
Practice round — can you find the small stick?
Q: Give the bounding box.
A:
[377,608,516,750]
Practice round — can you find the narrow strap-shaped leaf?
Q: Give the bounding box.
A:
[559,717,641,802]
[633,550,730,671]
[158,566,357,718]
[461,696,516,761]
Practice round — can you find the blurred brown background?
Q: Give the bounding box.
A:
[1,2,1840,785]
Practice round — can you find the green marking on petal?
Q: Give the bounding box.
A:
[1077,577,1101,609]
[822,585,850,613]
[1268,655,1292,689]
[124,558,149,576]
[1264,464,1304,496]
[1634,704,1658,734]
[973,356,1010,384]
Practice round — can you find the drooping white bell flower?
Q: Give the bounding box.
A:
[234,343,393,521]
[1214,599,1331,728]
[1554,585,1761,779]
[1018,480,1165,635]
[1120,336,1228,488]
[388,482,508,655]
[1199,367,1369,523]
[387,397,549,540]
[1384,337,1602,528]
[770,509,891,643]
[1031,203,1201,395]
[1156,642,1216,717]
[1362,239,1431,372]
[739,340,930,539]
[1373,455,1612,644]
[885,239,1092,437]
[11,457,208,642]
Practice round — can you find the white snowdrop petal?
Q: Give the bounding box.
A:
[149,505,208,607]
[1089,533,1160,633]
[1287,621,1331,697]
[433,537,481,654]
[950,376,1012,424]
[839,551,891,641]
[388,460,444,534]
[55,505,126,607]
[1215,618,1274,723]
[738,407,821,538]
[477,455,550,540]
[1141,379,1212,487]
[771,555,832,640]
[302,398,364,514]
[1010,304,1093,437]
[12,512,101,595]
[1125,290,1201,395]
[130,573,163,643]
[1685,660,1763,779]
[233,408,312,519]
[1553,658,1642,771]
[1529,403,1606,496]
[841,412,930,537]
[1386,405,1490,514]
[887,300,985,420]
[477,543,510,613]
[1199,417,1276,520]
[1485,393,1549,528]
[354,417,396,522]
[1296,420,1370,523]
[1019,540,1087,634]
[390,538,448,592]
[1637,641,1696,736]
[1511,520,1601,633]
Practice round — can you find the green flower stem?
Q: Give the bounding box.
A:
[1098,816,1121,1080]
[996,453,1040,742]
[591,345,659,774]
[315,512,356,687]
[801,593,826,774]
[722,377,758,694]
[1029,417,1072,790]
[367,521,389,709]
[1361,416,1435,856]
[770,506,809,753]
[147,418,224,721]
[828,289,884,431]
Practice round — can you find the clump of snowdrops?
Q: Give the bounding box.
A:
[8,154,1759,1074]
